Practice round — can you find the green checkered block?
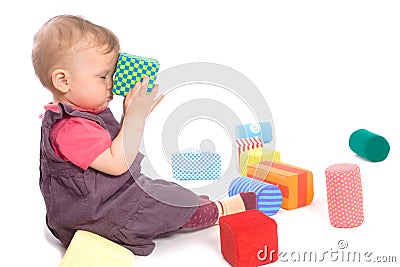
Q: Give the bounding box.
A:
[113,52,160,96]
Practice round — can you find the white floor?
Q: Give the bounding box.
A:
[2,1,400,266]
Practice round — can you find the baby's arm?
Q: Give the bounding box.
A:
[90,76,163,176]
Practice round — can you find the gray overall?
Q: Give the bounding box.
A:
[39,103,199,256]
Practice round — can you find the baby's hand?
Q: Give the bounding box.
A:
[123,76,164,120]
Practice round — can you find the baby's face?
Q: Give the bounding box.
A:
[65,47,118,110]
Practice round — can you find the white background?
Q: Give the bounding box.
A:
[1,0,399,266]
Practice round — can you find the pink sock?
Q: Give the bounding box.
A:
[181,198,219,229]
[181,192,257,229]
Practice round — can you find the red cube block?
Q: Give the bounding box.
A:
[219,210,278,267]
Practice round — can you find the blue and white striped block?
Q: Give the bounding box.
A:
[172,149,221,181]
[229,176,282,216]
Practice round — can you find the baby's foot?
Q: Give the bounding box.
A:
[217,192,257,217]
[239,192,257,211]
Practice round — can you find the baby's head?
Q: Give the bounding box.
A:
[32,15,120,109]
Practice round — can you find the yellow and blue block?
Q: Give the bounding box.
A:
[113,52,160,96]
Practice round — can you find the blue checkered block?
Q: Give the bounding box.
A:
[172,149,221,181]
[229,176,282,216]
[235,122,273,143]
[112,52,160,96]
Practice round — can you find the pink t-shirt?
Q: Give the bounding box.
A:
[44,103,112,170]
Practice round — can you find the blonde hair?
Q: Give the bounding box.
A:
[32,15,120,89]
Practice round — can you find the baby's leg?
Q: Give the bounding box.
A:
[181,198,219,229]
[181,192,256,229]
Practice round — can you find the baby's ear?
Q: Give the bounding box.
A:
[51,69,70,93]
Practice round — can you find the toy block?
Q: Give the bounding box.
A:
[229,176,282,216]
[235,137,263,167]
[171,149,221,180]
[239,147,281,176]
[219,210,278,267]
[349,129,390,162]
[112,52,160,96]
[325,163,364,228]
[235,122,273,143]
[247,161,313,210]
[59,230,134,267]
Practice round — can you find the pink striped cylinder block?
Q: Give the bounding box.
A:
[325,163,364,228]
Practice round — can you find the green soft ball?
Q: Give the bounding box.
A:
[349,129,390,162]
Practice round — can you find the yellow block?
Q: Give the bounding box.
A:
[240,147,281,176]
[59,230,134,267]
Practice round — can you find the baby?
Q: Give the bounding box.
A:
[32,15,256,256]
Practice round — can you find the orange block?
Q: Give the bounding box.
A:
[247,161,314,210]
